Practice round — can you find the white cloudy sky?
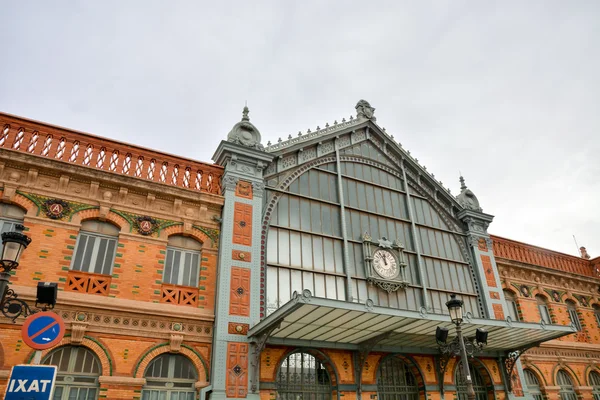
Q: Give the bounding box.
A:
[1,1,598,257]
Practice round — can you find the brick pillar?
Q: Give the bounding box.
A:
[211,116,274,400]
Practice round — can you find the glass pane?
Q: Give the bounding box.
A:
[95,238,108,274]
[72,235,88,271]
[102,239,116,276]
[82,236,96,273]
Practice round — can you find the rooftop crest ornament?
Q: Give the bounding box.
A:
[355,99,376,122]
[456,175,483,212]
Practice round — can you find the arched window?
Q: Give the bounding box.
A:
[141,354,198,400]
[524,369,543,400]
[504,290,519,321]
[276,351,332,400]
[0,203,25,254]
[42,346,101,400]
[557,370,577,400]
[456,361,489,400]
[71,220,119,275]
[589,370,600,400]
[593,304,600,329]
[536,295,551,324]
[377,356,419,400]
[566,301,582,331]
[163,235,202,287]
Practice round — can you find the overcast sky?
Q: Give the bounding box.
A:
[1,1,598,257]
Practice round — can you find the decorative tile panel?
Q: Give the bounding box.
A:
[478,238,488,252]
[230,267,250,316]
[235,181,253,199]
[481,255,496,287]
[228,322,250,335]
[226,342,248,398]
[232,250,251,263]
[493,304,505,320]
[233,202,252,246]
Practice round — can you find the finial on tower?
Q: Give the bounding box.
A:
[242,103,250,122]
[459,174,467,190]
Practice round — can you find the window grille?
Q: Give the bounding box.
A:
[276,352,332,400]
[376,356,419,400]
[557,370,577,400]
[589,371,600,400]
[42,346,100,400]
[142,354,197,400]
[524,369,544,400]
[504,290,519,321]
[566,301,582,331]
[456,361,489,400]
[536,295,551,324]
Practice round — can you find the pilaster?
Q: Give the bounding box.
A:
[211,138,274,400]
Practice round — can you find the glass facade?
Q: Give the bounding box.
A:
[524,369,544,400]
[141,354,198,400]
[265,144,480,318]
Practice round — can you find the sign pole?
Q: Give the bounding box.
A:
[33,350,42,365]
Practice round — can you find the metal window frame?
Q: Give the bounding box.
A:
[71,230,118,275]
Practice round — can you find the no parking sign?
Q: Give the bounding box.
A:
[21,311,65,350]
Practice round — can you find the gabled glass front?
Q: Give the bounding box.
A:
[265,130,481,318]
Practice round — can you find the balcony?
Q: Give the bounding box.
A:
[160,284,199,307]
[65,270,111,296]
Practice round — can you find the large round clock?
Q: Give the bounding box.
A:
[372,249,399,280]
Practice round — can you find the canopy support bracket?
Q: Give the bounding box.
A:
[503,341,541,393]
[354,331,392,400]
[248,318,282,394]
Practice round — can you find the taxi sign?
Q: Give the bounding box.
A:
[5,364,57,400]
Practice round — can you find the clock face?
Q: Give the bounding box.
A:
[372,249,399,280]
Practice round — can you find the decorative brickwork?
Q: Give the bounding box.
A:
[226,342,248,398]
[229,267,250,316]
[233,202,252,246]
[235,181,253,199]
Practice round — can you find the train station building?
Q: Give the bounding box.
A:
[0,101,598,400]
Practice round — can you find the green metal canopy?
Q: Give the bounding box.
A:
[249,290,576,355]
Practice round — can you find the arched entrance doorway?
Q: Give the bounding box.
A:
[455,361,492,400]
[376,355,420,400]
[276,351,332,400]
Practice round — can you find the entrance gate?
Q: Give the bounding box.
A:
[377,356,419,400]
[276,352,331,400]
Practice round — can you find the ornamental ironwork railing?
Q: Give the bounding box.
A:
[160,284,199,307]
[0,113,223,195]
[491,235,595,277]
[65,270,111,296]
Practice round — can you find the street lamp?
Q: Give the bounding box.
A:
[436,294,488,400]
[0,224,57,322]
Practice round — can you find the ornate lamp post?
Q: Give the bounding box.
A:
[0,224,57,321]
[436,294,488,400]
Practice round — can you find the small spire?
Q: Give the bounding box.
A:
[459,174,467,190]
[242,103,250,121]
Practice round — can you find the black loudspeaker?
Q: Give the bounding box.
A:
[436,326,449,343]
[475,328,488,344]
[36,282,58,308]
